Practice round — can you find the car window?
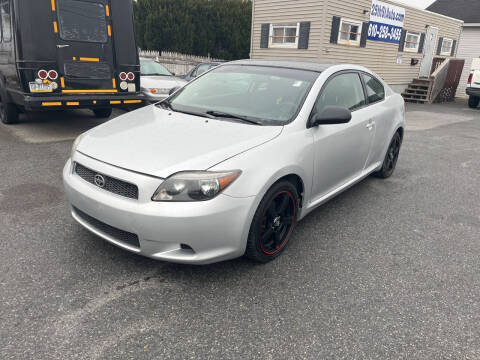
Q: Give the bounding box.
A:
[362,73,385,104]
[314,72,366,113]
[167,64,319,125]
[195,64,211,77]
[140,60,172,76]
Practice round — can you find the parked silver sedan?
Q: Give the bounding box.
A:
[64,60,405,264]
[140,58,187,103]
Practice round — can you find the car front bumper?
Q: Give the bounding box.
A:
[63,153,256,264]
[466,87,480,97]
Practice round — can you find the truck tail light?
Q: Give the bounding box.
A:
[48,70,58,80]
[119,72,127,81]
[127,72,135,81]
[38,70,48,80]
[467,73,473,84]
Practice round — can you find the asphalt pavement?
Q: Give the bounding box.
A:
[0,102,479,359]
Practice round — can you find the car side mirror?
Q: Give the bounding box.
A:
[169,86,180,95]
[311,106,352,127]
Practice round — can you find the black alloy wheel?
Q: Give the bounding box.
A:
[246,181,298,262]
[0,95,19,124]
[374,132,402,179]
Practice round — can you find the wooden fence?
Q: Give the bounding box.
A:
[138,49,224,76]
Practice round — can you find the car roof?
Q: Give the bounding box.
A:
[227,59,338,73]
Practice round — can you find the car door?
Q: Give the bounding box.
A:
[360,72,392,168]
[309,71,375,201]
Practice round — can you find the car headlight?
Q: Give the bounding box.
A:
[152,170,241,202]
[71,133,85,159]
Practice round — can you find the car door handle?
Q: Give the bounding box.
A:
[56,44,70,48]
[366,120,375,130]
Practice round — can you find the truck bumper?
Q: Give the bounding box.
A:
[466,87,480,97]
[21,93,146,111]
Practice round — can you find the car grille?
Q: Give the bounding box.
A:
[73,207,140,249]
[74,163,139,200]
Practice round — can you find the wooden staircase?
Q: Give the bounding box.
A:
[401,79,432,104]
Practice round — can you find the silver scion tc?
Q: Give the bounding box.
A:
[64,60,405,264]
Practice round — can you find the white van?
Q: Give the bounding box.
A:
[467,58,480,109]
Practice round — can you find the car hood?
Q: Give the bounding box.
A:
[140,75,187,89]
[77,105,282,178]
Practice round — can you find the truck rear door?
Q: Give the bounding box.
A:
[54,0,117,94]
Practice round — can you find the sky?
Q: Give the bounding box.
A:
[392,0,437,9]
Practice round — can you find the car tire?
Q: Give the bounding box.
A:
[245,181,298,263]
[0,95,19,124]
[468,95,479,109]
[374,132,402,179]
[92,108,112,118]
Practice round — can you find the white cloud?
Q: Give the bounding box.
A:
[391,0,436,9]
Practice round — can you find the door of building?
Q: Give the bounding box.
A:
[419,26,439,78]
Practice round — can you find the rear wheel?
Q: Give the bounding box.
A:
[468,95,479,109]
[92,108,112,118]
[374,132,402,179]
[0,95,19,124]
[245,181,298,263]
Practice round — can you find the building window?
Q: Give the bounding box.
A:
[404,32,420,53]
[338,19,362,46]
[269,23,299,48]
[440,38,453,56]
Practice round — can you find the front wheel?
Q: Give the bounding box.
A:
[374,132,402,179]
[468,95,479,109]
[245,181,298,263]
[92,107,112,118]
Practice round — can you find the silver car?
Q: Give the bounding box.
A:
[64,60,405,264]
[140,58,187,103]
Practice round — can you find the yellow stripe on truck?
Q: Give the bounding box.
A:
[66,102,79,106]
[79,57,99,62]
[62,89,118,93]
[42,102,62,106]
[53,21,58,33]
[110,100,121,104]
[105,5,110,16]
[124,100,142,104]
[51,0,56,11]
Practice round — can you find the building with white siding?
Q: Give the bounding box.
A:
[427,0,480,98]
[249,0,463,94]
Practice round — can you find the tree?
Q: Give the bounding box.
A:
[133,0,252,60]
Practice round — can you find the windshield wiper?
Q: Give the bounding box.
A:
[158,100,174,110]
[205,110,262,125]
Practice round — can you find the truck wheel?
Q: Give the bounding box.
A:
[92,108,112,118]
[468,95,479,109]
[0,96,19,124]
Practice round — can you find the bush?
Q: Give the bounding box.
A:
[134,0,252,60]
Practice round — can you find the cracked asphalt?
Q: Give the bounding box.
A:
[1,102,479,359]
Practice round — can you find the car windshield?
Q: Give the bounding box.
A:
[164,65,319,125]
[140,60,172,76]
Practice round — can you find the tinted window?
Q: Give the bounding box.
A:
[1,1,11,42]
[167,65,319,125]
[362,74,385,103]
[314,73,366,113]
[57,0,108,43]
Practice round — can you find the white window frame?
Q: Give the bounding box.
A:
[440,38,453,56]
[403,32,420,53]
[338,18,363,47]
[268,23,300,48]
